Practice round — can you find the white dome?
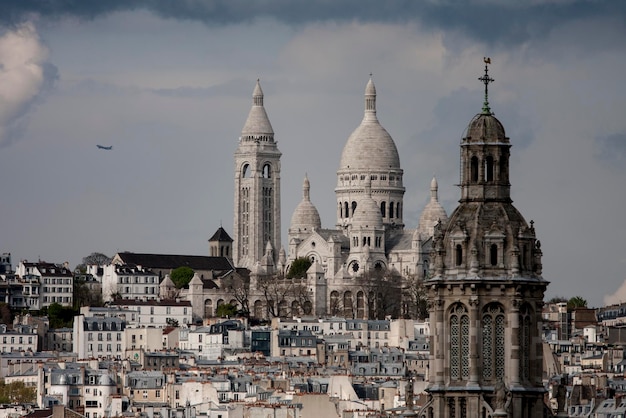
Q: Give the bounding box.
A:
[339,77,400,171]
[418,176,448,236]
[290,175,322,232]
[352,180,383,228]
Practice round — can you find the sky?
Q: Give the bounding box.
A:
[0,1,625,308]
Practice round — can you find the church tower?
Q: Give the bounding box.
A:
[233,80,281,268]
[422,62,549,418]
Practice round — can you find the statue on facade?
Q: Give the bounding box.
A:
[493,378,509,412]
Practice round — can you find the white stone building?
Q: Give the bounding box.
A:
[73,314,126,359]
[100,264,159,302]
[14,261,73,308]
[109,299,192,327]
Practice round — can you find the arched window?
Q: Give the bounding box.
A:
[520,305,532,382]
[390,202,395,219]
[242,163,251,178]
[471,156,479,182]
[381,202,386,218]
[343,291,353,318]
[291,300,300,316]
[396,202,401,219]
[485,156,494,181]
[482,304,505,381]
[455,244,463,266]
[204,299,213,318]
[356,291,365,319]
[450,304,470,381]
[254,300,264,318]
[330,291,340,316]
[344,202,349,218]
[262,163,271,178]
[351,201,357,216]
[490,244,498,266]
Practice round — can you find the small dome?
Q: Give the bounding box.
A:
[339,77,400,171]
[463,113,507,144]
[290,175,322,232]
[352,179,383,228]
[418,176,448,237]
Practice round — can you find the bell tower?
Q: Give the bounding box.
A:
[422,60,550,418]
[233,80,281,268]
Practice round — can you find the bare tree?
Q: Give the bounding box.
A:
[357,270,402,320]
[222,273,250,316]
[257,275,294,318]
[403,274,429,320]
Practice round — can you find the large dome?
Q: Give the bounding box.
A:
[339,78,400,171]
[290,176,322,232]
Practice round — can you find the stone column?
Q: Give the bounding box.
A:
[434,298,445,386]
[509,298,521,387]
[468,296,480,387]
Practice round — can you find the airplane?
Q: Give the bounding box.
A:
[97,145,113,150]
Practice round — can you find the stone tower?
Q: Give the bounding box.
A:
[233,80,281,268]
[422,62,549,418]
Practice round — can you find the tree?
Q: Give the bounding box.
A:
[46,303,76,328]
[216,303,238,318]
[75,252,111,272]
[0,381,36,403]
[171,266,195,288]
[286,257,312,279]
[222,273,251,317]
[403,274,429,320]
[0,303,11,325]
[357,270,402,320]
[257,274,303,318]
[547,296,568,304]
[568,296,588,309]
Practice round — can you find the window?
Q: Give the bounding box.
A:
[450,303,470,381]
[490,244,498,266]
[485,156,494,181]
[455,244,463,266]
[471,156,479,182]
[482,304,505,381]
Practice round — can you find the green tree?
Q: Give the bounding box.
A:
[171,266,195,288]
[216,303,238,318]
[0,303,12,325]
[567,296,588,309]
[46,303,76,328]
[0,381,36,403]
[286,257,312,279]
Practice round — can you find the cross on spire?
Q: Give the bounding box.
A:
[479,57,494,114]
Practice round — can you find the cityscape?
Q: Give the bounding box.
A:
[1,2,626,418]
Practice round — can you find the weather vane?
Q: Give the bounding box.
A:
[479,57,494,114]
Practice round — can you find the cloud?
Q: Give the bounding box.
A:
[595,133,626,167]
[605,277,626,306]
[0,22,57,147]
[1,1,625,47]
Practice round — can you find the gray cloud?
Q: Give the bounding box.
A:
[595,133,626,167]
[1,1,624,46]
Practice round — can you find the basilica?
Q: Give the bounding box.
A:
[225,75,449,319]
